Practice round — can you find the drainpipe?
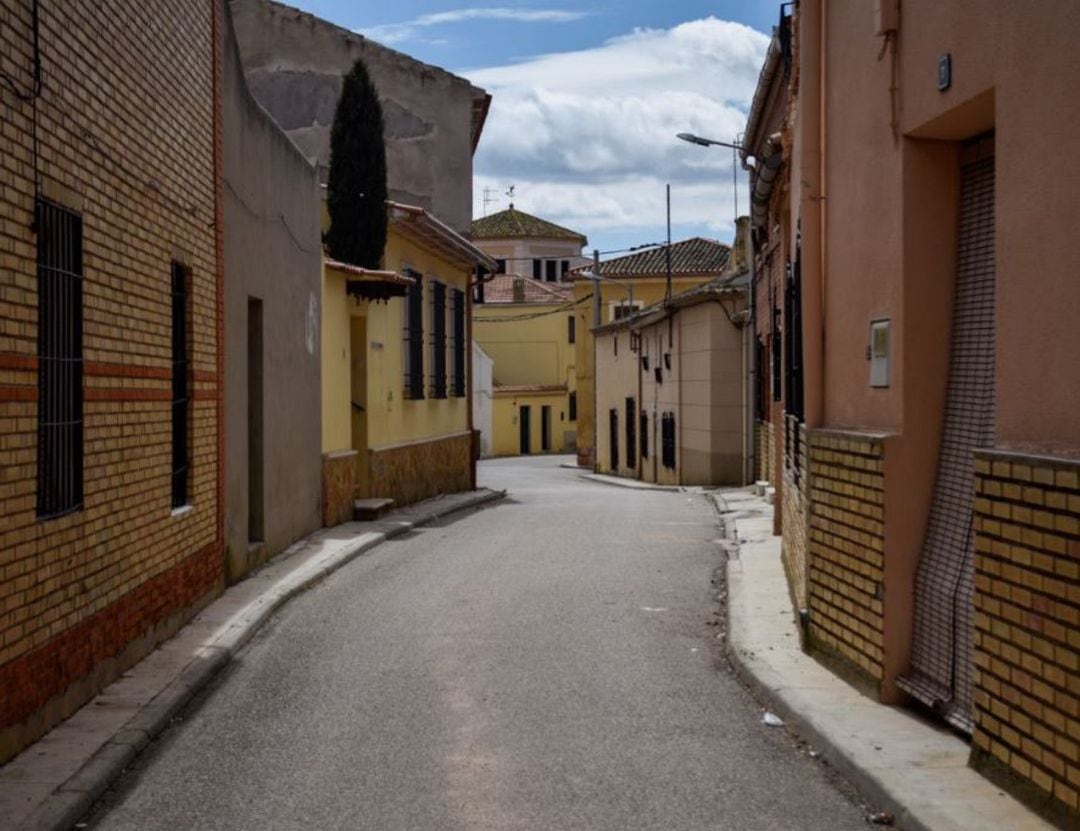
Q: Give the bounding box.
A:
[744,224,757,485]
[592,248,601,472]
[467,269,476,489]
[799,0,825,429]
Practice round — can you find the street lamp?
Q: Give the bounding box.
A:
[676,132,741,226]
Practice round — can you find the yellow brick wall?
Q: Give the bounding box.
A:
[970,452,1079,824]
[806,431,886,685]
[755,419,772,483]
[0,0,220,760]
[781,416,809,611]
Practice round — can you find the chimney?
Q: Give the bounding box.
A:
[512,276,525,303]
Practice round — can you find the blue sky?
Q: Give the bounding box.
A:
[290,1,780,254]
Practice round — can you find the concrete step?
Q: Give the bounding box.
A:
[353,498,394,521]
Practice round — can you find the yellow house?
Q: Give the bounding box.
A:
[572,238,732,468]
[321,202,496,523]
[473,274,579,455]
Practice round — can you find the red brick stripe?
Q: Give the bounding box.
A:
[84,362,171,380]
[0,542,222,729]
[0,353,38,372]
[84,388,172,402]
[0,385,37,402]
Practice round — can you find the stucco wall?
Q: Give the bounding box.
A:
[223,1,322,581]
[230,0,485,235]
[594,329,643,478]
[491,391,573,457]
[678,302,745,485]
[474,301,576,388]
[472,342,494,456]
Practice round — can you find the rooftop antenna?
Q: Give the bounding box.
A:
[482,186,500,216]
[506,184,515,210]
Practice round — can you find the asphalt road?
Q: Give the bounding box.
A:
[87,456,869,830]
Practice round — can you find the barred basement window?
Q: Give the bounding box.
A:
[403,270,424,399]
[451,288,466,397]
[171,262,191,508]
[430,279,447,398]
[36,199,84,519]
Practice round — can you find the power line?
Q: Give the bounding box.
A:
[473,293,592,322]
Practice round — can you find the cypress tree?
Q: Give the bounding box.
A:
[325,59,388,269]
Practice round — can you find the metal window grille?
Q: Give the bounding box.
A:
[661,412,677,470]
[430,280,447,398]
[568,391,577,421]
[403,271,424,399]
[171,262,190,508]
[771,306,782,402]
[784,239,805,423]
[451,288,465,397]
[609,409,619,470]
[898,140,995,734]
[625,397,637,469]
[36,199,84,519]
[640,411,648,460]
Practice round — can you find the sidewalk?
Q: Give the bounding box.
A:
[1,488,505,831]
[715,487,1054,831]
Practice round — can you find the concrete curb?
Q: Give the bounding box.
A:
[17,488,506,831]
[723,562,930,831]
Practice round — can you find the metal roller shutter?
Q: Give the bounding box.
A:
[898,138,995,734]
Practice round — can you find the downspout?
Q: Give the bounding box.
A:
[467,269,476,489]
[799,0,825,429]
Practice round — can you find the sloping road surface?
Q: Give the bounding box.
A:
[87,456,868,830]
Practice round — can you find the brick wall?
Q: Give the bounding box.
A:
[806,430,886,688]
[969,451,1079,826]
[0,0,221,761]
[781,415,809,610]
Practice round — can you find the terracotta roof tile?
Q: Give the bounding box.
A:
[471,206,587,243]
[481,273,573,304]
[571,237,730,280]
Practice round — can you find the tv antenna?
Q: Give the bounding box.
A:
[482,186,500,216]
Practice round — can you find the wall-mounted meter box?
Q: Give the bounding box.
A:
[869,319,890,387]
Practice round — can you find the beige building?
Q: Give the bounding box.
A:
[594,276,749,485]
[474,274,578,456]
[742,2,1080,822]
[471,206,590,285]
[572,238,732,469]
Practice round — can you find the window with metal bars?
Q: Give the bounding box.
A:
[403,270,424,399]
[451,288,465,397]
[771,306,782,401]
[784,244,805,422]
[661,412,677,470]
[430,280,447,398]
[609,409,619,470]
[36,199,84,519]
[171,262,191,508]
[625,397,637,469]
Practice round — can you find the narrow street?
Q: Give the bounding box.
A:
[86,457,868,830]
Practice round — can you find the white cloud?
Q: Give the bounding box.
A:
[359,8,587,45]
[465,18,769,243]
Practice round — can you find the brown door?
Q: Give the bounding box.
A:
[898,137,995,733]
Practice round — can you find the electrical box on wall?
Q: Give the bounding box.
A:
[873,0,899,35]
[869,319,890,387]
